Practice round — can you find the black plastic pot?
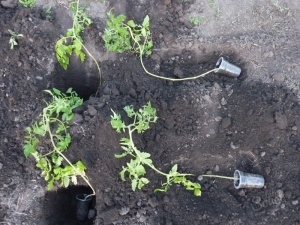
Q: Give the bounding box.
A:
[76,194,92,221]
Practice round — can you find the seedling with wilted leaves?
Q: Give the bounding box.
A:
[23,88,95,197]
[8,29,23,50]
[55,0,101,81]
[110,102,201,196]
[103,11,215,81]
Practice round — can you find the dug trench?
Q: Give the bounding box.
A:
[1,3,300,225]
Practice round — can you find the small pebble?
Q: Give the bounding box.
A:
[148,197,159,208]
[214,165,219,172]
[292,126,298,131]
[252,196,261,204]
[230,142,239,150]
[264,167,271,175]
[221,97,227,106]
[260,152,266,157]
[277,189,284,199]
[197,175,203,181]
[238,189,245,197]
[139,215,146,223]
[87,209,96,219]
[292,200,299,205]
[215,116,222,121]
[119,207,130,216]
[221,117,232,128]
[87,105,97,116]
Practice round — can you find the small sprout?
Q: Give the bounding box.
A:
[19,0,36,7]
[189,16,204,26]
[43,7,52,20]
[103,10,153,56]
[8,29,23,50]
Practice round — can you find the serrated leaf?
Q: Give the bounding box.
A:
[127,20,136,27]
[115,152,128,158]
[76,161,86,171]
[138,177,149,189]
[170,164,178,174]
[141,28,146,37]
[71,175,77,185]
[23,144,34,157]
[142,15,150,27]
[47,178,54,190]
[139,152,150,160]
[120,168,126,181]
[131,178,137,191]
[63,176,70,187]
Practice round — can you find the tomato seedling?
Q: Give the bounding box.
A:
[111,102,201,196]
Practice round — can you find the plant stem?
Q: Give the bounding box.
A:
[45,114,96,197]
[128,127,193,178]
[125,24,215,81]
[201,174,238,180]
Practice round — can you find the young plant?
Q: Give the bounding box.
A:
[8,29,23,50]
[189,16,204,26]
[103,9,153,56]
[110,102,201,196]
[23,88,95,197]
[55,0,101,81]
[103,11,215,81]
[43,7,52,21]
[19,0,35,7]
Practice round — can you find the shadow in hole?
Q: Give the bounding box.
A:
[52,55,100,100]
[43,185,96,225]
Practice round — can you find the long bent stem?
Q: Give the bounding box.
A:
[125,24,215,81]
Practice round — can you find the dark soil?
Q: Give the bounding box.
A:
[1,0,300,225]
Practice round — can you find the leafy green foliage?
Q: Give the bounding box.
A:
[19,0,35,7]
[23,88,89,190]
[189,16,204,26]
[8,30,23,50]
[43,7,52,21]
[55,1,92,70]
[110,102,201,196]
[103,10,153,56]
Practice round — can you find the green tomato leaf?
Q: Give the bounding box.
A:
[132,178,137,191]
[115,152,128,158]
[142,15,150,27]
[63,176,70,188]
[127,20,136,27]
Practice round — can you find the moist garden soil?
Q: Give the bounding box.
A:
[1,0,300,224]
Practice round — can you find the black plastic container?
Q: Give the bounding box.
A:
[76,194,92,221]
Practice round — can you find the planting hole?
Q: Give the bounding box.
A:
[43,185,96,224]
[52,56,100,100]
